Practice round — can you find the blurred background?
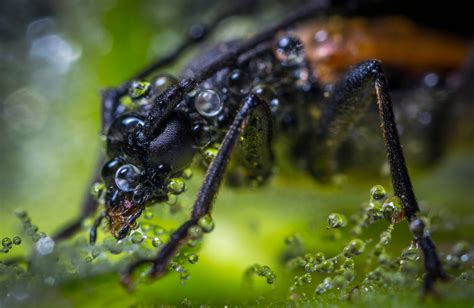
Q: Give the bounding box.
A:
[0,0,473,306]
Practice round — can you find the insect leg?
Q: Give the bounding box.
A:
[120,94,273,288]
[317,60,447,293]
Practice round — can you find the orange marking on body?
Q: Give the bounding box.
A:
[295,17,470,84]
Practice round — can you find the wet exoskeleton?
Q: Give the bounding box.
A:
[53,0,473,293]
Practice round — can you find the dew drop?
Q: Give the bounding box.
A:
[131,232,144,244]
[167,178,186,195]
[203,147,218,165]
[327,213,348,228]
[151,73,178,96]
[252,84,276,103]
[370,185,386,201]
[129,80,150,99]
[188,225,203,239]
[144,210,154,220]
[115,164,141,192]
[153,225,166,236]
[194,89,222,117]
[36,236,55,256]
[90,182,105,201]
[152,237,163,247]
[12,236,22,246]
[198,214,215,233]
[274,34,304,66]
[182,168,193,180]
[402,243,420,261]
[227,69,251,95]
[344,239,365,256]
[409,219,425,238]
[187,253,199,264]
[2,237,13,249]
[382,196,404,223]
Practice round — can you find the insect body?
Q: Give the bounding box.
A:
[53,1,472,293]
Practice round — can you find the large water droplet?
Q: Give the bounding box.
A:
[194,89,222,117]
[115,164,141,192]
[36,236,55,255]
[370,185,386,201]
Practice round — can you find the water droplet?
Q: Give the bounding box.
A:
[382,196,404,223]
[314,252,325,263]
[316,260,334,273]
[12,236,22,245]
[187,253,199,264]
[131,232,144,244]
[344,239,365,256]
[2,237,12,249]
[343,258,354,270]
[252,84,276,103]
[401,244,419,261]
[409,219,425,238]
[327,213,347,228]
[90,182,105,201]
[167,178,186,195]
[188,225,203,239]
[115,164,141,192]
[274,34,304,66]
[194,89,222,117]
[203,146,218,165]
[151,73,178,96]
[129,80,150,99]
[227,69,251,95]
[153,225,166,236]
[106,115,144,157]
[144,210,154,220]
[36,236,55,256]
[333,275,346,289]
[370,185,386,201]
[182,168,193,179]
[198,214,215,233]
[192,123,212,148]
[152,237,162,247]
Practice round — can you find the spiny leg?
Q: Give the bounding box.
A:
[121,94,273,288]
[315,60,447,293]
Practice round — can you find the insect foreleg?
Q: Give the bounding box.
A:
[120,94,273,288]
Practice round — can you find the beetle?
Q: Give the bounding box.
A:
[51,0,472,293]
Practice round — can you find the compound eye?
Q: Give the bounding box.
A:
[115,163,141,192]
[106,115,144,157]
[101,157,123,186]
